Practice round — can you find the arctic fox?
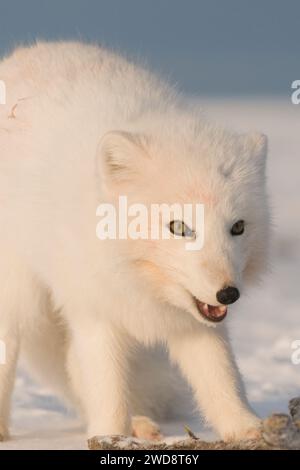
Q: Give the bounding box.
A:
[0,42,270,442]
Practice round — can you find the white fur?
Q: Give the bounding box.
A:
[0,42,270,441]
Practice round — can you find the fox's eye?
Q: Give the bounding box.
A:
[231,220,245,236]
[169,220,194,237]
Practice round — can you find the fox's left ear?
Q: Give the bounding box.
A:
[246,132,268,159]
[97,130,150,190]
[238,132,268,174]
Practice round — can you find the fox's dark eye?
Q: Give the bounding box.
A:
[169,220,194,238]
[231,220,245,236]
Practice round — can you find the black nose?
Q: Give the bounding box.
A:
[216,286,240,305]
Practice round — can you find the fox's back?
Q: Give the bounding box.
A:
[0,42,173,247]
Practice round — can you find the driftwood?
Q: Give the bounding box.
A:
[88,397,300,450]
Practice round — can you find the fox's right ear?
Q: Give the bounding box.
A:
[97,130,150,190]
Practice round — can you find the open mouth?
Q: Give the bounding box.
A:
[194,297,228,323]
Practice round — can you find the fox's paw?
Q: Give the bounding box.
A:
[132,415,163,441]
[241,426,262,441]
[0,423,9,442]
[220,415,262,442]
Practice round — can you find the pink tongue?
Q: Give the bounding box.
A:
[207,304,227,318]
[194,298,227,322]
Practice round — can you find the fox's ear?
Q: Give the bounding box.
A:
[245,132,268,159]
[97,131,149,187]
[236,132,268,176]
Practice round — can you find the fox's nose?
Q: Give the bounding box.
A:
[216,286,240,305]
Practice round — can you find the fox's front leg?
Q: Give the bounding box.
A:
[69,319,132,437]
[0,326,19,441]
[168,326,260,441]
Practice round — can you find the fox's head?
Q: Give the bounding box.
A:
[97,113,270,326]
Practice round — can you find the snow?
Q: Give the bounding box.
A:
[1,97,300,449]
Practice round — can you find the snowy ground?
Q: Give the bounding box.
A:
[1,98,300,449]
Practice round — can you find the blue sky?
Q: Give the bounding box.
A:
[0,0,298,95]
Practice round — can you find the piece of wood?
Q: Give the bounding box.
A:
[88,434,273,450]
[88,397,300,451]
